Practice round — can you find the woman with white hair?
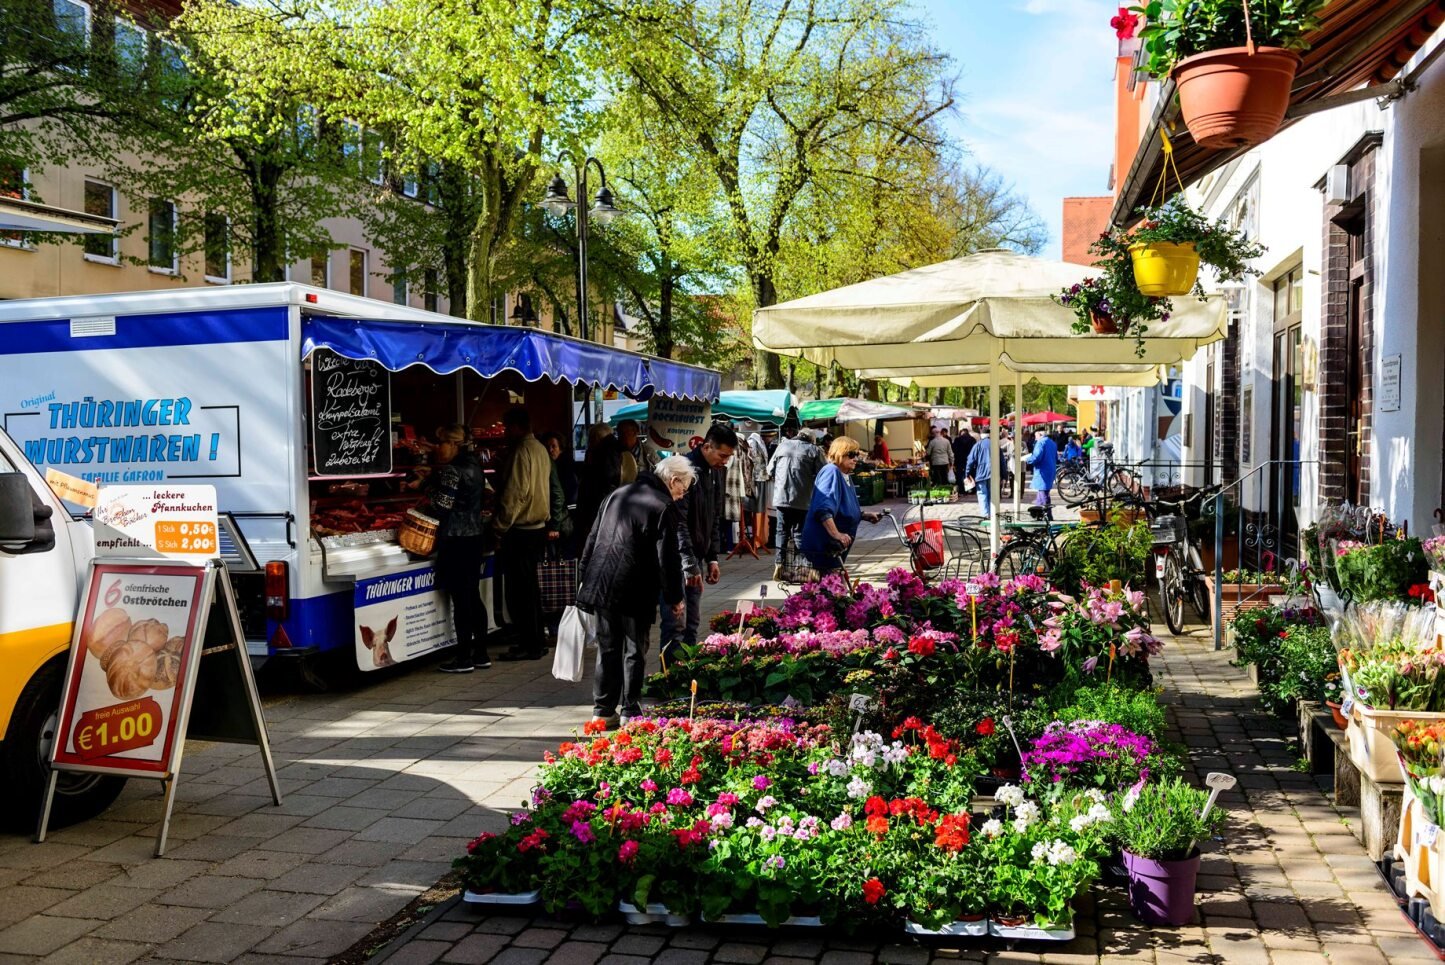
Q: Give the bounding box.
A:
[576,455,696,727]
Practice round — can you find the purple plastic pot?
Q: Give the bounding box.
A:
[1123,849,1201,925]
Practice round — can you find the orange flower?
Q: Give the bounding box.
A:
[866,815,889,836]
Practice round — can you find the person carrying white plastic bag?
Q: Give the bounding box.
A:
[570,456,695,728]
[551,605,597,683]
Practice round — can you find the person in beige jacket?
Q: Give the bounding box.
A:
[494,407,553,661]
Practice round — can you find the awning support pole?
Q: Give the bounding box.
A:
[1013,369,1024,517]
[989,364,1000,558]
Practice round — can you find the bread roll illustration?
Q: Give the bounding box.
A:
[150,637,183,690]
[84,608,131,663]
[104,640,159,699]
[127,618,169,653]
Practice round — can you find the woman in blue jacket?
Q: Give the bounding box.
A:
[802,438,882,573]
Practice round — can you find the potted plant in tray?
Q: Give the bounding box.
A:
[1132,0,1326,149]
[1114,778,1227,925]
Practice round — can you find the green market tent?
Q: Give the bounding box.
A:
[610,389,794,427]
[797,398,914,423]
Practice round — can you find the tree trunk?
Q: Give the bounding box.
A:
[751,272,784,388]
[441,165,472,317]
[465,210,499,323]
[249,156,285,283]
[655,261,675,359]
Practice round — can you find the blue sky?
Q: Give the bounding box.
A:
[918,0,1120,258]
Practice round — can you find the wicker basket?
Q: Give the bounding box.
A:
[399,509,438,556]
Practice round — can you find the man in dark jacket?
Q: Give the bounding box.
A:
[660,423,737,664]
[418,424,490,674]
[952,429,976,498]
[578,456,694,726]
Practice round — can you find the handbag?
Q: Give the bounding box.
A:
[552,605,595,682]
[537,544,578,614]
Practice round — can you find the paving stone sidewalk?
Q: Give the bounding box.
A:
[0,497,1429,963]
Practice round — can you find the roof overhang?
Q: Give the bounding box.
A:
[1113,0,1445,226]
[0,196,118,234]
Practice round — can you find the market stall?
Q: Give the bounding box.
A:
[300,316,719,669]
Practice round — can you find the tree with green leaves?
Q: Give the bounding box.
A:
[624,0,955,387]
[176,0,661,321]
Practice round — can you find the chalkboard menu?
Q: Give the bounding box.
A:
[310,349,392,476]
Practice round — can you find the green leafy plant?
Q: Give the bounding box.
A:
[1133,0,1328,79]
[1335,538,1428,604]
[1052,683,1170,741]
[1114,778,1225,860]
[1264,624,1342,713]
[1051,518,1152,596]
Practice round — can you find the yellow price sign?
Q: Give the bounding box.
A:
[154,520,217,554]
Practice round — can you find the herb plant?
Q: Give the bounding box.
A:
[1114,778,1225,860]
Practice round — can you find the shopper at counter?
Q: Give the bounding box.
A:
[579,455,695,727]
[423,425,490,674]
[575,423,621,543]
[494,408,552,662]
[540,431,578,505]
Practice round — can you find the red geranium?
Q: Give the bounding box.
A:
[934,813,971,852]
[862,877,886,904]
[866,815,889,836]
[976,717,996,737]
[907,635,936,657]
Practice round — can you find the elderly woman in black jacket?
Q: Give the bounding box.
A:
[576,455,696,727]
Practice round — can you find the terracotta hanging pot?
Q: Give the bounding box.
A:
[1090,311,1124,335]
[1172,46,1301,150]
[1129,241,1200,296]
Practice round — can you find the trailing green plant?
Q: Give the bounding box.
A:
[1132,0,1328,79]
[1114,778,1226,861]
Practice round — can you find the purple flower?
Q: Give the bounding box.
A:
[753,775,771,791]
[765,854,786,869]
[571,820,595,844]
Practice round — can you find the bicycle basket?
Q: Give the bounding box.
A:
[903,519,946,570]
[1149,514,1187,546]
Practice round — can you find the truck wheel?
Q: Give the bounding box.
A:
[0,660,125,831]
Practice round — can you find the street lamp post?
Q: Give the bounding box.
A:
[540,156,621,344]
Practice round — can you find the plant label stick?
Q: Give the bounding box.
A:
[1000,714,1025,765]
[849,693,872,734]
[736,599,755,632]
[1184,772,1238,855]
[689,679,697,721]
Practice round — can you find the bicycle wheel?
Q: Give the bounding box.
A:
[1107,468,1135,498]
[1057,466,1090,504]
[1185,545,1211,619]
[1161,551,1185,635]
[994,539,1050,582]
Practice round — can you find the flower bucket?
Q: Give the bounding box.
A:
[1346,703,1445,784]
[905,915,989,937]
[462,888,541,906]
[1172,46,1302,150]
[1123,849,1200,925]
[1129,242,1200,296]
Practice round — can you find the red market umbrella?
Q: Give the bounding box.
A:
[1020,410,1073,426]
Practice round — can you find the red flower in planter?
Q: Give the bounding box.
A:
[862,877,886,904]
[976,717,996,737]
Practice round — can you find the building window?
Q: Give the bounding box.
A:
[114,16,147,72]
[53,0,91,45]
[423,268,438,312]
[362,129,384,185]
[1,164,31,248]
[391,271,407,306]
[1272,265,1304,321]
[203,213,229,282]
[349,248,366,296]
[310,247,329,287]
[83,179,117,261]
[147,198,177,272]
[402,173,418,198]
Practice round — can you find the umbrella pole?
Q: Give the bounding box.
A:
[989,365,1000,558]
[1013,370,1024,517]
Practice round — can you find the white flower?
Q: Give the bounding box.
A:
[1015,801,1041,824]
[1429,775,1445,796]
[826,759,850,777]
[1031,841,1049,861]
[1083,789,1107,805]
[1088,803,1113,824]
[846,775,873,799]
[710,812,735,830]
[1013,816,1034,834]
[1047,840,1078,866]
[1069,814,1090,833]
[849,745,878,768]
[882,742,909,766]
[996,784,1025,807]
[1122,787,1141,813]
[981,819,1003,839]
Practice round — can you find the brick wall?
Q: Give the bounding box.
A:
[1217,321,1241,486]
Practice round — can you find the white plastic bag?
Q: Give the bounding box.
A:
[552,605,595,683]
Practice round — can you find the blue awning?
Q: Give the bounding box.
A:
[302,317,719,402]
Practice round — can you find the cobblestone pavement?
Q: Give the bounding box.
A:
[0,496,1431,962]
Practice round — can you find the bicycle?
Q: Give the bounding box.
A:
[1058,442,1141,506]
[1146,487,1219,634]
[990,503,1080,582]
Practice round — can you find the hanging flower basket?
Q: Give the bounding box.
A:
[1172,46,1302,150]
[1089,311,1124,335]
[1128,241,1200,297]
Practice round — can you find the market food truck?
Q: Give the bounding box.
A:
[0,284,719,822]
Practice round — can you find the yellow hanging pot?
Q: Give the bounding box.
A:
[1129,242,1200,297]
